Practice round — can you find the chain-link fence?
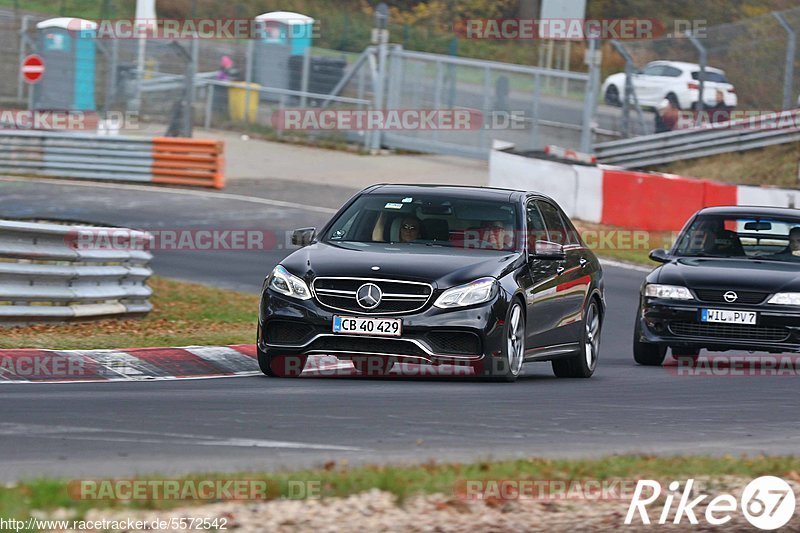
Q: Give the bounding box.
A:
[610,6,800,138]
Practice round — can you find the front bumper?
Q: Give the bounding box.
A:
[638,297,800,353]
[258,289,510,365]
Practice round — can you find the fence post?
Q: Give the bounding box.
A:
[480,66,490,151]
[686,32,706,113]
[773,11,796,110]
[204,83,214,129]
[370,4,390,153]
[433,60,443,143]
[530,72,541,149]
[300,47,311,108]
[17,15,30,103]
[580,36,600,153]
[610,40,647,138]
[244,38,254,124]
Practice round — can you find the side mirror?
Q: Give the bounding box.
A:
[649,248,671,263]
[532,240,566,260]
[291,227,316,247]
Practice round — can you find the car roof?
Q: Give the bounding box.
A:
[697,205,800,219]
[648,60,725,74]
[364,184,551,203]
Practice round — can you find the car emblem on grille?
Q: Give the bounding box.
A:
[356,283,382,309]
[723,291,738,303]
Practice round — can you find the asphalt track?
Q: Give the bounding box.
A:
[0,177,798,482]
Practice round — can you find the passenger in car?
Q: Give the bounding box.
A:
[772,227,800,259]
[399,216,421,242]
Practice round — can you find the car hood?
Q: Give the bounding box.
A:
[280,241,522,288]
[654,257,800,293]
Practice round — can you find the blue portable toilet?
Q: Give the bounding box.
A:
[253,11,314,93]
[32,17,97,111]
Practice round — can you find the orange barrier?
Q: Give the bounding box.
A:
[151,137,225,189]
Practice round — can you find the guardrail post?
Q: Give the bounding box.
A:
[773,11,796,110]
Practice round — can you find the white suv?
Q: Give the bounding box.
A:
[601,60,737,110]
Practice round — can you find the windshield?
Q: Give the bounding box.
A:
[323,193,520,251]
[674,214,800,262]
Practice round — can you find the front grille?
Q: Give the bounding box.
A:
[306,336,428,357]
[312,277,432,315]
[265,321,315,344]
[426,331,481,355]
[694,289,768,305]
[669,322,790,342]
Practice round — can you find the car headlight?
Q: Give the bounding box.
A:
[268,265,312,300]
[644,284,694,300]
[767,293,800,306]
[434,277,498,309]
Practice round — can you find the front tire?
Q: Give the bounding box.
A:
[552,298,601,378]
[473,300,525,382]
[632,321,667,366]
[257,348,307,377]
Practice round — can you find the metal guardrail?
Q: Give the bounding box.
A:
[0,130,224,188]
[0,220,153,324]
[140,71,218,93]
[593,110,800,168]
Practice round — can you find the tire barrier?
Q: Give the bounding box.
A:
[489,147,799,231]
[0,220,153,325]
[0,131,224,189]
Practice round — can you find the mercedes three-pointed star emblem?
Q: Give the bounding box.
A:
[356,283,382,309]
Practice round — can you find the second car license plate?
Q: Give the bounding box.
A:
[701,309,757,325]
[332,316,402,337]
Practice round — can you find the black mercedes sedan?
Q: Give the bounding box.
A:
[635,206,800,365]
[258,184,605,382]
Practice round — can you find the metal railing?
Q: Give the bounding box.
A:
[0,220,153,324]
[593,110,800,168]
[0,130,224,188]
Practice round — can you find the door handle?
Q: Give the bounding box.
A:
[556,266,566,275]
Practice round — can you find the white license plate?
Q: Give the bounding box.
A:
[332,316,402,337]
[701,309,757,325]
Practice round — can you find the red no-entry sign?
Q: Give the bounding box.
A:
[21,54,45,84]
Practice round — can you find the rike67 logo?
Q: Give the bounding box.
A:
[626,476,796,530]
